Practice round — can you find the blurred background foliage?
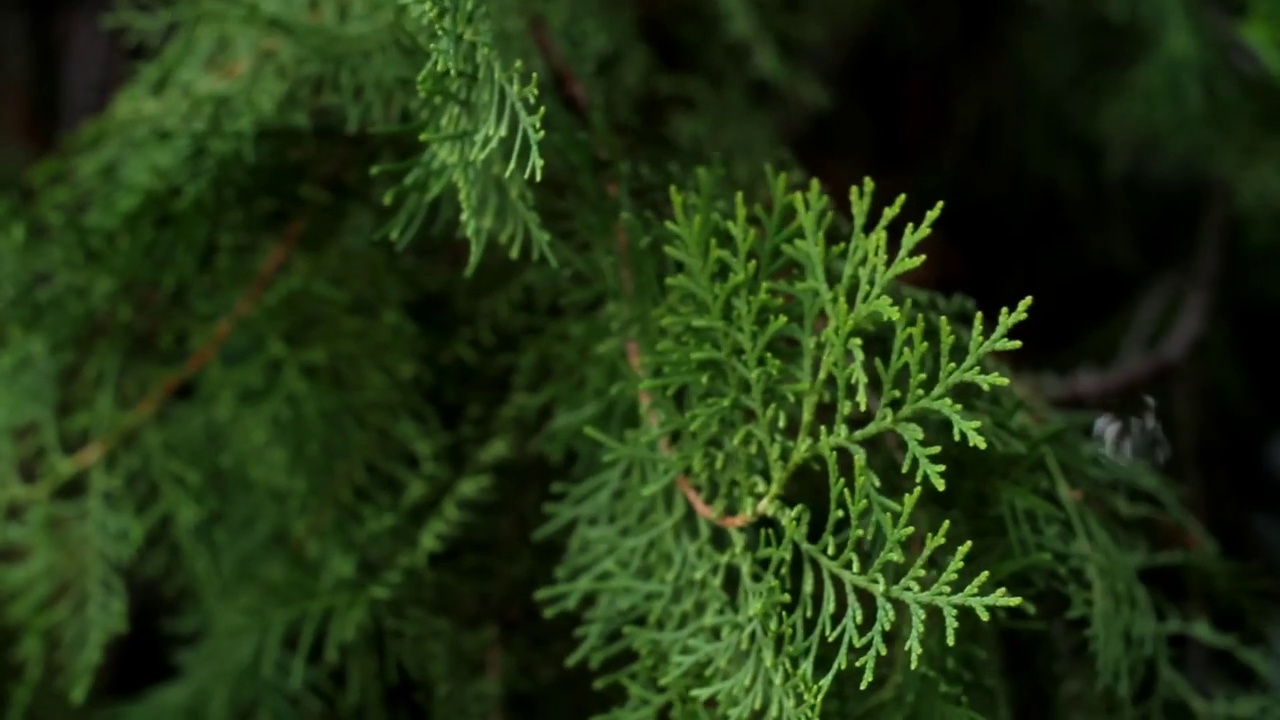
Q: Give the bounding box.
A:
[3,0,1280,712]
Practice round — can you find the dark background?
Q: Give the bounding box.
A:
[4,0,1279,709]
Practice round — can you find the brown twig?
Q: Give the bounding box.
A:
[485,635,504,720]
[1033,188,1227,403]
[127,219,304,420]
[528,17,588,124]
[532,18,748,528]
[21,219,305,497]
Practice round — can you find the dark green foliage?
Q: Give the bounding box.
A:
[2,1,1278,719]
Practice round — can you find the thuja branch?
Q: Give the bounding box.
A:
[530,17,749,528]
[11,219,305,501]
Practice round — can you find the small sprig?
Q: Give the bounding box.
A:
[646,169,1032,515]
[380,0,552,270]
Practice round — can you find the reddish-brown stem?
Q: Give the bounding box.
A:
[533,16,751,527]
[608,184,751,528]
[486,636,504,720]
[63,218,306,476]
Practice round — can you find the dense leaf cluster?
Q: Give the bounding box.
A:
[1,1,1277,719]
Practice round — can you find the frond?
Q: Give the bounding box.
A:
[539,168,1027,717]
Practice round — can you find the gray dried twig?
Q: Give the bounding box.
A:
[1033,186,1228,403]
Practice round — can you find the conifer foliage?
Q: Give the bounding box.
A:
[1,1,1277,719]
